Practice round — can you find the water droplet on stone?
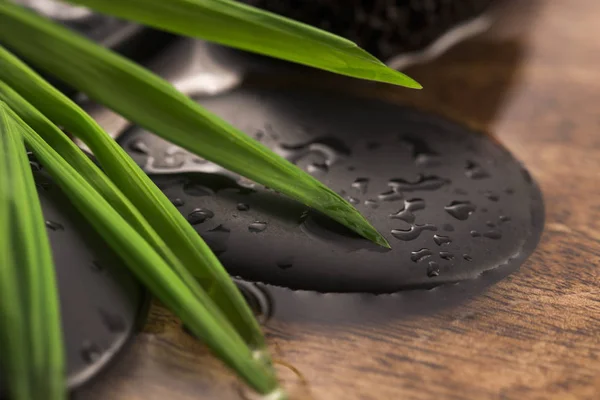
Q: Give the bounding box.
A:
[187,208,214,225]
[129,139,149,155]
[484,191,499,202]
[486,221,496,228]
[46,221,64,231]
[390,198,426,223]
[171,198,184,207]
[277,257,294,270]
[445,201,476,220]
[463,254,473,261]
[389,175,449,192]
[364,199,379,209]
[483,230,502,240]
[443,224,455,232]
[351,178,369,194]
[249,221,267,233]
[411,248,433,262]
[427,261,440,277]
[81,341,102,364]
[499,215,510,223]
[98,309,126,333]
[237,203,250,211]
[433,234,452,246]
[402,136,441,167]
[470,230,481,237]
[378,190,403,202]
[307,162,328,176]
[347,196,360,205]
[391,224,437,241]
[440,251,454,260]
[465,160,489,179]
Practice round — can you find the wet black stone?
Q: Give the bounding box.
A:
[120,87,544,294]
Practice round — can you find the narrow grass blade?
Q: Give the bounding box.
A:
[0,80,267,353]
[0,47,272,352]
[65,0,421,88]
[0,3,390,248]
[0,102,65,400]
[1,103,283,397]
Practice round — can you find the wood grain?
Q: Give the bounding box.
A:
[77,1,600,399]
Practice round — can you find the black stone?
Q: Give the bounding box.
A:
[0,169,147,396]
[119,87,544,294]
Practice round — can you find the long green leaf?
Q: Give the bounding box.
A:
[0,45,270,353]
[0,2,390,249]
[0,80,268,356]
[65,0,421,88]
[0,101,65,400]
[1,103,283,397]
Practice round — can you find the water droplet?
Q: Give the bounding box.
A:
[378,190,403,202]
[427,261,440,277]
[401,136,441,167]
[443,224,455,232]
[351,178,369,194]
[465,160,489,179]
[484,191,499,202]
[390,198,425,223]
[410,248,433,262]
[237,203,250,211]
[81,341,102,364]
[391,224,437,241]
[463,254,473,261]
[388,175,449,192]
[249,222,267,233]
[483,230,502,240]
[30,161,41,171]
[129,139,149,155]
[187,208,214,225]
[171,198,184,207]
[433,234,452,246]
[470,230,481,237]
[440,251,454,260]
[307,162,328,176]
[486,221,496,228]
[45,221,64,231]
[347,196,360,205]
[364,199,379,209]
[445,201,476,221]
[278,137,351,167]
[499,215,510,223]
[277,257,294,270]
[98,309,126,333]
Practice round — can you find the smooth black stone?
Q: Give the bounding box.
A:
[0,169,147,396]
[120,87,544,294]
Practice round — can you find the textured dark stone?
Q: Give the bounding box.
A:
[120,87,544,294]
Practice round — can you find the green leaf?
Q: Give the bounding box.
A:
[0,3,391,249]
[65,0,421,88]
[0,79,268,355]
[2,103,283,397]
[0,101,65,400]
[0,45,271,353]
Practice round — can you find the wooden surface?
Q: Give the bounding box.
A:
[78,1,600,399]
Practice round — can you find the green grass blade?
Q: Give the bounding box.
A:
[0,102,65,400]
[0,6,392,247]
[65,0,421,88]
[0,80,269,355]
[0,47,272,352]
[1,103,283,397]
